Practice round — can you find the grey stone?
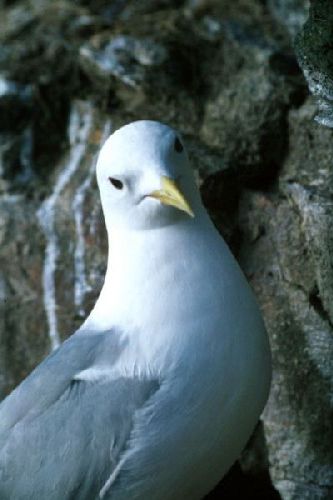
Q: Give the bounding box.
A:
[268,0,309,37]
[238,98,333,499]
[80,35,168,89]
[295,0,333,128]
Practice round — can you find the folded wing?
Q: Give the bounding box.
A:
[0,331,159,499]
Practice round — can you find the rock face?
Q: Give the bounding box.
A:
[0,0,332,499]
[295,0,333,128]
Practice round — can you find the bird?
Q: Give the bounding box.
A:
[0,120,271,500]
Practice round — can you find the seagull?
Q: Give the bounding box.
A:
[0,120,271,500]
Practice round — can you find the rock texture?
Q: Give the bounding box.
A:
[0,0,332,499]
[295,0,333,127]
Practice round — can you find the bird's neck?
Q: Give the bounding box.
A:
[84,210,214,332]
[81,210,255,377]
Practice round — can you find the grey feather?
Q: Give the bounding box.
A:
[0,330,159,500]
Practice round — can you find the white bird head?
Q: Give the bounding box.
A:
[96,120,201,231]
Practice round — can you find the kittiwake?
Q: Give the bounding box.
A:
[0,120,271,500]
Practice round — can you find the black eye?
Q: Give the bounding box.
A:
[108,177,123,190]
[174,137,184,153]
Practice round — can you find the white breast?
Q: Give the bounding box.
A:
[86,217,271,499]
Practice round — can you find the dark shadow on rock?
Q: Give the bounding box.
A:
[204,461,281,500]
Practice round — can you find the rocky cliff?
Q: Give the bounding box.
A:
[0,0,332,498]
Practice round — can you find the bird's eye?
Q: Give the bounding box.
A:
[174,137,184,153]
[108,177,123,190]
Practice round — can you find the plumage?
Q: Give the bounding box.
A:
[0,120,271,499]
[0,332,159,499]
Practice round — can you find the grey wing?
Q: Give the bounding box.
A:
[0,331,159,500]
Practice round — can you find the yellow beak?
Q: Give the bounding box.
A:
[148,176,194,218]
